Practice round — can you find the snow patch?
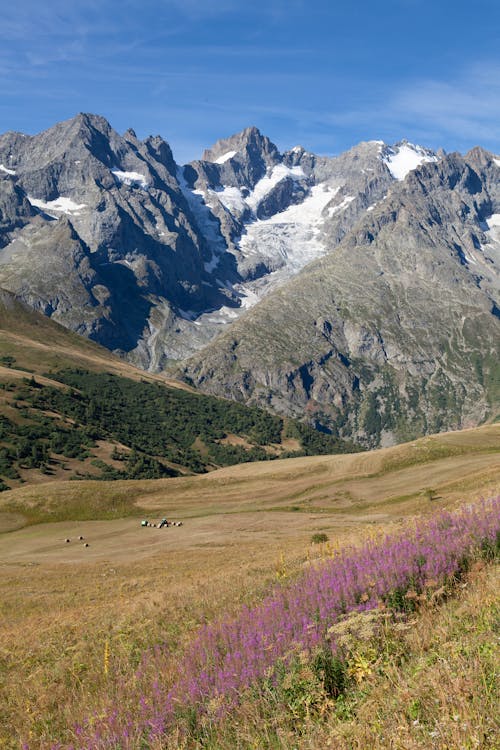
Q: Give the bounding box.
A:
[328,195,355,217]
[203,252,221,273]
[493,158,500,167]
[262,184,339,227]
[238,184,338,275]
[209,165,307,217]
[112,169,149,189]
[246,164,305,212]
[28,196,87,214]
[0,164,16,175]
[382,143,438,180]
[176,167,228,274]
[210,185,246,213]
[168,181,348,341]
[463,252,477,265]
[486,214,500,228]
[476,213,500,283]
[214,150,237,164]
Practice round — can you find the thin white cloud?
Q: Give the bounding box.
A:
[394,63,500,142]
[323,61,500,152]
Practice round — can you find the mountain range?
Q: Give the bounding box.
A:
[0,113,499,446]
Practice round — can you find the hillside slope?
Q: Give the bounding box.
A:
[0,291,356,489]
[181,149,500,446]
[0,437,497,748]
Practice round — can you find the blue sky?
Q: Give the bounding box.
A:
[1,0,500,163]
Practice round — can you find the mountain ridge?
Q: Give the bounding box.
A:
[0,113,499,446]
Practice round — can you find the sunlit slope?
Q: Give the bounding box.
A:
[0,422,497,748]
[0,423,498,556]
[0,288,190,389]
[1,291,359,485]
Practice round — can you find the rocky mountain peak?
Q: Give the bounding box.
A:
[41,112,118,159]
[201,125,280,165]
[465,145,498,170]
[195,127,282,192]
[282,144,307,166]
[0,113,498,448]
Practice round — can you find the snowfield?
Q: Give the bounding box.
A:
[382,142,438,180]
[214,150,238,164]
[210,164,306,216]
[111,169,150,189]
[28,196,87,214]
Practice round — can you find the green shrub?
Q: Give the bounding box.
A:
[311,532,329,544]
[313,646,347,699]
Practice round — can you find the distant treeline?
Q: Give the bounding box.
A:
[0,369,359,489]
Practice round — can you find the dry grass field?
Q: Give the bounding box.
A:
[0,422,498,747]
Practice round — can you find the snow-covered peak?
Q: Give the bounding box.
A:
[111,169,149,189]
[214,150,238,164]
[381,142,438,180]
[201,126,279,166]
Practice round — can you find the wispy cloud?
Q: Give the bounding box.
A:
[324,61,500,152]
[393,62,500,144]
[2,2,500,162]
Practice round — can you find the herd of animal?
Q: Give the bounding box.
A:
[61,519,184,547]
[141,518,183,528]
[64,535,89,547]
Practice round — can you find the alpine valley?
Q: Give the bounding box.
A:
[0,113,499,447]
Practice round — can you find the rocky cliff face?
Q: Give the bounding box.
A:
[181,149,500,446]
[0,114,228,359]
[0,115,429,366]
[0,114,499,445]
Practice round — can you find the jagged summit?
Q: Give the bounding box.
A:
[465,145,500,170]
[201,125,280,165]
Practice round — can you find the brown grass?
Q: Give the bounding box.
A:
[0,422,498,561]
[0,422,498,748]
[0,309,194,392]
[304,563,500,750]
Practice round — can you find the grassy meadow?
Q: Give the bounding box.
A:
[0,296,498,747]
[0,422,499,748]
